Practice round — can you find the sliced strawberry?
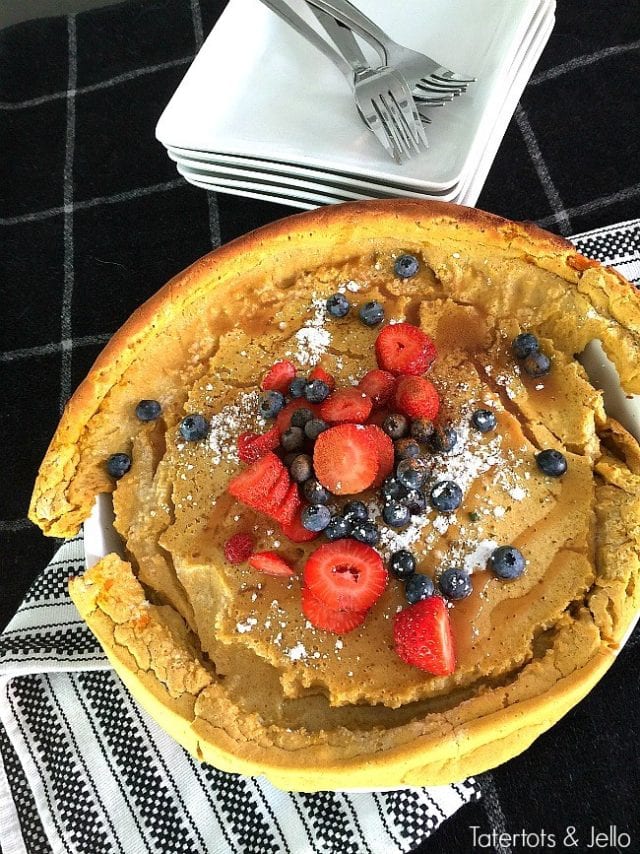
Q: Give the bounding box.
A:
[375,322,437,376]
[276,399,319,434]
[228,452,289,517]
[319,387,372,424]
[281,508,320,543]
[309,365,336,393]
[273,481,301,528]
[262,360,296,394]
[303,540,388,612]
[313,424,378,495]
[223,532,254,564]
[301,587,368,634]
[249,551,295,577]
[264,468,291,517]
[358,369,395,408]
[394,375,440,421]
[393,596,456,676]
[364,425,394,488]
[237,426,280,463]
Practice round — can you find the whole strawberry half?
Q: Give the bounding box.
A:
[303,540,387,612]
[394,375,440,421]
[393,596,456,676]
[358,369,395,407]
[262,360,296,394]
[375,322,437,376]
[319,387,372,424]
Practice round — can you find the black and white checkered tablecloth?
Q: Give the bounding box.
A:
[1,0,639,852]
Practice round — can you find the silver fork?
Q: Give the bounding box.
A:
[306,0,476,96]
[310,9,452,122]
[257,0,428,162]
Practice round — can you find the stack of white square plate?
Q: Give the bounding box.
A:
[156,0,556,210]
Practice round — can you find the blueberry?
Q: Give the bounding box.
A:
[289,454,313,483]
[343,500,368,523]
[291,407,314,428]
[535,448,567,477]
[410,417,434,443]
[302,504,332,532]
[396,458,425,490]
[359,300,385,326]
[429,424,458,454]
[405,573,435,604]
[381,476,407,502]
[429,480,463,513]
[471,408,497,433]
[352,520,380,546]
[303,478,331,504]
[135,399,161,421]
[179,414,208,442]
[512,332,539,360]
[394,254,420,279]
[326,293,350,318]
[394,438,421,460]
[305,418,329,441]
[389,550,416,580]
[522,352,551,377]
[439,568,472,600]
[382,501,411,528]
[402,489,427,515]
[488,546,526,580]
[259,390,285,418]
[304,379,330,403]
[325,515,352,540]
[383,413,409,440]
[289,377,307,398]
[281,426,304,452]
[106,453,131,479]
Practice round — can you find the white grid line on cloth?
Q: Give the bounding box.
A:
[535,181,640,229]
[530,37,640,85]
[0,57,193,111]
[479,774,513,854]
[60,15,78,414]
[514,104,571,235]
[0,334,113,364]
[189,0,221,249]
[0,179,186,227]
[0,520,33,533]
[570,216,640,241]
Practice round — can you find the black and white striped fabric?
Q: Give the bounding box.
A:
[0,534,480,854]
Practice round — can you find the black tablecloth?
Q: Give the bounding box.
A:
[1,1,639,851]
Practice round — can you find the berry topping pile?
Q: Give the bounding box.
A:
[106,295,572,682]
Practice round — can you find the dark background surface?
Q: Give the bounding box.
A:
[1,1,639,852]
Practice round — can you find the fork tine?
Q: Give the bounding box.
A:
[384,91,419,155]
[421,77,468,93]
[432,70,477,84]
[359,103,401,163]
[371,95,407,163]
[412,88,454,104]
[388,87,427,152]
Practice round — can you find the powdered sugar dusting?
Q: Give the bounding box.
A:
[286,296,332,367]
[286,642,307,661]
[207,390,261,465]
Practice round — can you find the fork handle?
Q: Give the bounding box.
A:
[305,0,390,63]
[257,0,354,80]
[309,8,369,73]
